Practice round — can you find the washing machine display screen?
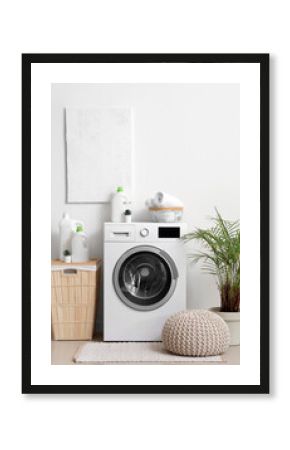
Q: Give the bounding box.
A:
[158,227,180,238]
[117,251,172,308]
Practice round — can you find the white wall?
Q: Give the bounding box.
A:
[51,83,240,327]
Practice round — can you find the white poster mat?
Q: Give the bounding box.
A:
[66,107,133,203]
[31,62,260,386]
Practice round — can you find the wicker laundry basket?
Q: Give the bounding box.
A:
[51,259,101,340]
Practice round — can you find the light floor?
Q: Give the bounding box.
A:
[51,338,240,365]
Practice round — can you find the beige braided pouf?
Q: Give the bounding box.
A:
[162,310,230,356]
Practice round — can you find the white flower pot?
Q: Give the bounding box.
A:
[64,255,72,263]
[210,307,240,346]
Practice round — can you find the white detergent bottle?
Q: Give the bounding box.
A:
[111,186,128,222]
[71,223,89,263]
[59,213,73,261]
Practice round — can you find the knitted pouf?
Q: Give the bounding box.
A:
[162,310,230,356]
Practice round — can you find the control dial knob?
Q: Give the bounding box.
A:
[140,228,149,237]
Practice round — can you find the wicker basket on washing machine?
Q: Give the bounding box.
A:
[149,207,183,223]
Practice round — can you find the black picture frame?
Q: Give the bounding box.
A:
[22,53,269,394]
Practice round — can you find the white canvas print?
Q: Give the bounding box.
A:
[66,107,133,202]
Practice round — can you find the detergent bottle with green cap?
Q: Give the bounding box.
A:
[59,213,85,261]
[111,186,128,222]
[71,222,89,262]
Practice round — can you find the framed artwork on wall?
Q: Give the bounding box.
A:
[65,106,133,203]
[22,53,269,394]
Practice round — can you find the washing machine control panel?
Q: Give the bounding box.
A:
[104,223,187,242]
[140,227,149,237]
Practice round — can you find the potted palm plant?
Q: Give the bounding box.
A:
[182,209,240,345]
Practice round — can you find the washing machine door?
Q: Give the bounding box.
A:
[113,245,178,311]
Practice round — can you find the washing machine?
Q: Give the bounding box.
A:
[103,222,187,341]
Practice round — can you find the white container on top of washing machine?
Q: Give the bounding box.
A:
[103,222,187,341]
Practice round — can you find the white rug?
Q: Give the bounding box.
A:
[74,342,224,364]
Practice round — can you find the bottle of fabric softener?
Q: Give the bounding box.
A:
[111,186,127,222]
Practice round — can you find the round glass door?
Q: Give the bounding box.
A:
[113,246,178,311]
